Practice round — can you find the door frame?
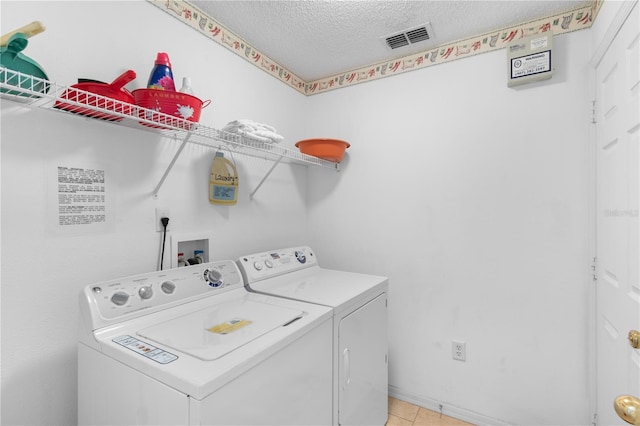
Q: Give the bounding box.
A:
[588,1,639,424]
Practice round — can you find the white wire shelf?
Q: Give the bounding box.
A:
[0,67,339,198]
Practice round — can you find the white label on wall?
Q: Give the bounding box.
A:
[510,50,551,79]
[57,166,106,226]
[47,163,114,235]
[529,36,548,50]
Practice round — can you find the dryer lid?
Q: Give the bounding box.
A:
[137,299,303,361]
[249,268,388,309]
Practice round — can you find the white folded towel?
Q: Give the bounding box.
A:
[222,119,283,144]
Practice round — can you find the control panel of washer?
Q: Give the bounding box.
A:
[238,246,318,283]
[83,260,242,321]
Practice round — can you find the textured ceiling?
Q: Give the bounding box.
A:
[190,0,592,81]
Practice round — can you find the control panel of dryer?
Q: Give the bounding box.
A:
[82,260,243,324]
[238,246,318,283]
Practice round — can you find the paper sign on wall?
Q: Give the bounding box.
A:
[507,34,553,87]
[57,166,106,226]
[46,163,115,236]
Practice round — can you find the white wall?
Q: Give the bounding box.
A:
[0,2,311,425]
[1,1,625,425]
[306,26,592,426]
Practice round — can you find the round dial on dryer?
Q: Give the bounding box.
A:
[295,250,306,264]
[204,268,223,288]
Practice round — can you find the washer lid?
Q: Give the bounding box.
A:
[136,299,303,361]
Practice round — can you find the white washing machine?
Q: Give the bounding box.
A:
[237,246,389,426]
[78,259,333,425]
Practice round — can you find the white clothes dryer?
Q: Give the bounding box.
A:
[78,259,333,425]
[237,247,389,426]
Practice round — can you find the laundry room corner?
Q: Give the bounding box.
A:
[2,0,633,425]
[306,25,592,426]
[1,1,313,425]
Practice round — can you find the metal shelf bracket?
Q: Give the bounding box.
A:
[152,132,193,198]
[250,155,284,200]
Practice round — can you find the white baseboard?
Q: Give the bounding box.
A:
[388,385,513,426]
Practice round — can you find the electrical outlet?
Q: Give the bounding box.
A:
[452,341,466,361]
[155,208,171,232]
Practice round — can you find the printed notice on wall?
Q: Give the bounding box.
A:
[46,163,114,236]
[58,166,106,226]
[510,50,551,79]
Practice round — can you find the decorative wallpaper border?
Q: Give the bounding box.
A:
[148,0,602,96]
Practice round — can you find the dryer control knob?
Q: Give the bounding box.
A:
[161,281,176,294]
[253,261,263,271]
[111,291,129,306]
[138,286,153,300]
[265,259,274,268]
[295,250,306,264]
[205,268,223,288]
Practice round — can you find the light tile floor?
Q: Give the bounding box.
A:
[387,397,475,426]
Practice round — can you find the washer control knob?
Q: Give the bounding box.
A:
[253,261,263,271]
[205,268,223,288]
[111,291,129,306]
[161,281,176,294]
[265,259,274,268]
[138,286,153,300]
[295,250,306,264]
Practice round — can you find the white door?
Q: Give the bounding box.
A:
[338,294,388,426]
[595,2,640,425]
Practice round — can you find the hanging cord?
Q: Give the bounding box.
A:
[219,146,238,187]
[160,217,170,270]
[227,146,237,168]
[218,144,237,165]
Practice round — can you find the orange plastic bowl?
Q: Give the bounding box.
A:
[295,138,350,162]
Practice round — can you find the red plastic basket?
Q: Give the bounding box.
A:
[132,88,210,129]
[55,87,135,122]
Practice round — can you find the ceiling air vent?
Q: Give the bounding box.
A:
[386,33,410,49]
[406,27,430,44]
[383,23,433,50]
